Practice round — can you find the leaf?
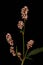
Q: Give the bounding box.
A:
[29,47,43,56]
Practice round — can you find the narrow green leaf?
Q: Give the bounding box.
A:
[29,47,43,56]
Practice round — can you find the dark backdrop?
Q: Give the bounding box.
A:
[0,0,43,65]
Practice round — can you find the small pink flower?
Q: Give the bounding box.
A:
[10,46,16,56]
[6,33,12,42]
[21,14,28,20]
[6,33,12,40]
[10,46,14,53]
[17,21,24,29]
[21,6,29,15]
[21,6,29,20]
[12,52,16,56]
[6,33,14,46]
[17,52,21,58]
[27,40,34,50]
[8,39,14,46]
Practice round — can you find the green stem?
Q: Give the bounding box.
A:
[25,50,28,57]
[23,34,24,57]
[21,59,24,65]
[23,20,26,57]
[21,50,28,65]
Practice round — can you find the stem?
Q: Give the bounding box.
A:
[25,50,28,57]
[21,20,26,64]
[21,50,28,65]
[21,59,24,65]
[23,34,24,57]
[23,20,26,57]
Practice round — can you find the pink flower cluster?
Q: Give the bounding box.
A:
[17,6,29,30]
[6,33,14,46]
[17,21,24,29]
[6,33,16,56]
[6,33,22,58]
[10,46,16,56]
[27,40,34,50]
[21,6,29,20]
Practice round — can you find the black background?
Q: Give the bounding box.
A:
[0,0,43,65]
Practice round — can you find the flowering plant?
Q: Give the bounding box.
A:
[6,6,43,65]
